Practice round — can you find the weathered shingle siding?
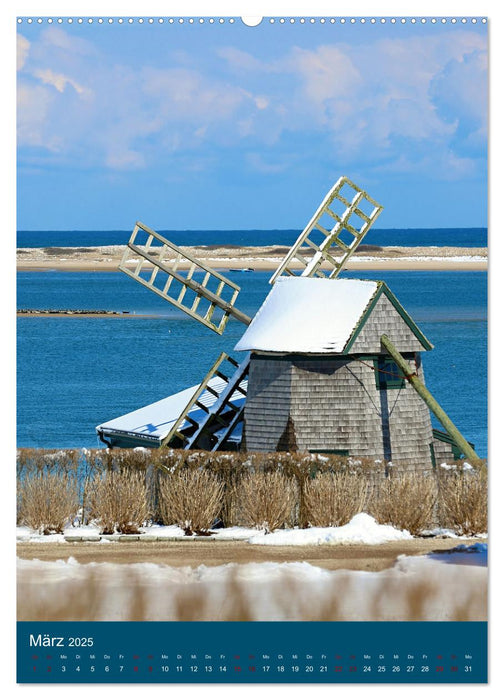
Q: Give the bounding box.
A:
[243,355,292,452]
[349,294,428,354]
[433,438,456,464]
[289,357,383,457]
[385,359,434,470]
[289,356,432,470]
[244,353,434,470]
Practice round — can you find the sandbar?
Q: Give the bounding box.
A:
[17,245,487,272]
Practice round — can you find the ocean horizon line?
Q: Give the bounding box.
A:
[17,226,488,233]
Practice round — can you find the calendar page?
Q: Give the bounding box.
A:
[15,4,488,685]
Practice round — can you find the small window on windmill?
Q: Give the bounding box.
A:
[374,357,405,390]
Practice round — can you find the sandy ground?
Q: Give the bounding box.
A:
[17,244,487,272]
[16,536,485,572]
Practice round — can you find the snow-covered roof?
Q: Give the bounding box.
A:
[235,277,379,354]
[96,377,247,444]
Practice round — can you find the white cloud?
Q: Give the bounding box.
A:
[17,83,58,150]
[17,34,30,71]
[430,49,487,126]
[33,68,88,96]
[105,149,146,170]
[284,45,362,104]
[254,96,269,110]
[16,27,487,179]
[140,67,247,123]
[38,26,96,57]
[216,46,266,73]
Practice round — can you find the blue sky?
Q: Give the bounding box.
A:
[16,17,488,230]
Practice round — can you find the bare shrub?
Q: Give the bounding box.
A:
[157,468,225,535]
[304,471,368,527]
[280,452,385,527]
[17,473,79,534]
[81,449,109,476]
[437,468,488,535]
[89,470,150,534]
[106,448,153,472]
[367,473,437,535]
[16,448,80,478]
[232,471,296,532]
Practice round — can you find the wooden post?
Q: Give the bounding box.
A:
[380,334,480,463]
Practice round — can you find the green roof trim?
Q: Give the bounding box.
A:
[433,428,475,461]
[343,281,433,353]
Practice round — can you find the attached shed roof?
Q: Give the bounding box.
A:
[234,277,432,354]
[96,377,247,446]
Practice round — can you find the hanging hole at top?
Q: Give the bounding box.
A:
[241,16,263,27]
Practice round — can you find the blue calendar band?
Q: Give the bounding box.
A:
[17,621,487,684]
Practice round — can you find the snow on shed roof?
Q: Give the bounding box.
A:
[96,376,246,444]
[234,277,379,354]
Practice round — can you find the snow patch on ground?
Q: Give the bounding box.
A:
[136,524,186,538]
[16,514,412,545]
[355,256,486,263]
[16,513,486,545]
[439,461,474,471]
[249,513,413,545]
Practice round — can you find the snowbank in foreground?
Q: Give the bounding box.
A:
[249,513,413,545]
[17,552,487,622]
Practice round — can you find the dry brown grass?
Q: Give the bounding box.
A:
[17,473,79,534]
[303,471,369,527]
[157,468,225,535]
[437,467,488,535]
[89,470,150,534]
[232,471,296,532]
[367,473,437,535]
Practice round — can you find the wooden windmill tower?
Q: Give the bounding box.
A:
[96,177,478,467]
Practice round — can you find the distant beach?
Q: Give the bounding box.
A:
[17,244,487,272]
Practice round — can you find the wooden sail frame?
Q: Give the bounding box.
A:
[159,352,249,450]
[119,222,251,334]
[270,176,383,283]
[185,354,250,451]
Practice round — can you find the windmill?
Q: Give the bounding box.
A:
[96,177,478,466]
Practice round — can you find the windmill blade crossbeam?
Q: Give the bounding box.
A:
[158,352,250,451]
[269,176,383,283]
[119,222,251,334]
[184,354,250,451]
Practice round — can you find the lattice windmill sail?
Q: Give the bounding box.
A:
[119,221,252,334]
[96,177,386,453]
[270,176,383,283]
[98,226,255,449]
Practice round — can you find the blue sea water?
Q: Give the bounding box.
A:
[17,228,488,249]
[17,268,487,455]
